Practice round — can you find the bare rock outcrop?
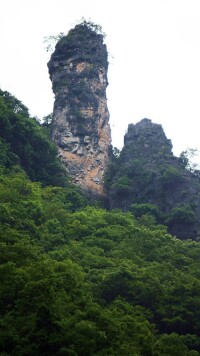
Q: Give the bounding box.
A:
[48,23,111,195]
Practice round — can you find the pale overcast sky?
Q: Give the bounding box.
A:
[1,0,200,157]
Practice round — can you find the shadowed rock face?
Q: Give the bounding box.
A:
[48,24,111,195]
[108,119,200,240]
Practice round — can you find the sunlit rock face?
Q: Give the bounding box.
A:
[48,24,111,195]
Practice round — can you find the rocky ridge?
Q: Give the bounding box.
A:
[48,23,111,195]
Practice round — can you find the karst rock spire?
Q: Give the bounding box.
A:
[48,22,111,195]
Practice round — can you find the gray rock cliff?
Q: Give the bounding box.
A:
[48,23,111,196]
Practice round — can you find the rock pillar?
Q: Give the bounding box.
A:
[48,23,111,195]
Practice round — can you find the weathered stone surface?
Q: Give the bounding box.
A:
[48,23,111,195]
[124,119,173,163]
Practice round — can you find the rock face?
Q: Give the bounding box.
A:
[124,119,173,161]
[107,119,200,240]
[48,24,111,195]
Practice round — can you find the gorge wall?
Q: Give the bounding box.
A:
[48,23,111,196]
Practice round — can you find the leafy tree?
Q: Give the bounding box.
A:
[44,32,65,53]
[179,148,200,173]
[166,206,195,225]
[161,166,183,187]
[130,203,161,220]
[154,333,199,356]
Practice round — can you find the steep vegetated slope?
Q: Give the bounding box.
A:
[0,89,67,187]
[0,89,200,355]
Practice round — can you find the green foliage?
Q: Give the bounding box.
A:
[1,167,200,354]
[1,91,200,355]
[0,139,18,167]
[166,206,195,225]
[111,176,133,197]
[104,146,120,190]
[161,166,183,187]
[106,148,157,208]
[78,17,105,37]
[179,148,200,173]
[129,203,164,228]
[0,90,67,186]
[44,32,65,53]
[154,333,199,356]
[42,113,53,128]
[130,203,161,220]
[44,18,105,55]
[105,138,200,239]
[0,89,29,117]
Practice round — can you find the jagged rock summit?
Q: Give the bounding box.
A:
[48,23,111,195]
[124,118,173,158]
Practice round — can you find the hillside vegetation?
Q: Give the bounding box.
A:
[0,91,200,355]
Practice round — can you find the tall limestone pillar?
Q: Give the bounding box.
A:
[48,23,111,195]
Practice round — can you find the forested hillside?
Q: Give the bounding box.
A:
[1,91,200,355]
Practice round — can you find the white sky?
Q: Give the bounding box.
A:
[1,0,200,157]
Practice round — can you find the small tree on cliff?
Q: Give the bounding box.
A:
[44,18,105,54]
[179,148,200,174]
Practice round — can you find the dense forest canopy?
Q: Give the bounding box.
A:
[1,90,200,355]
